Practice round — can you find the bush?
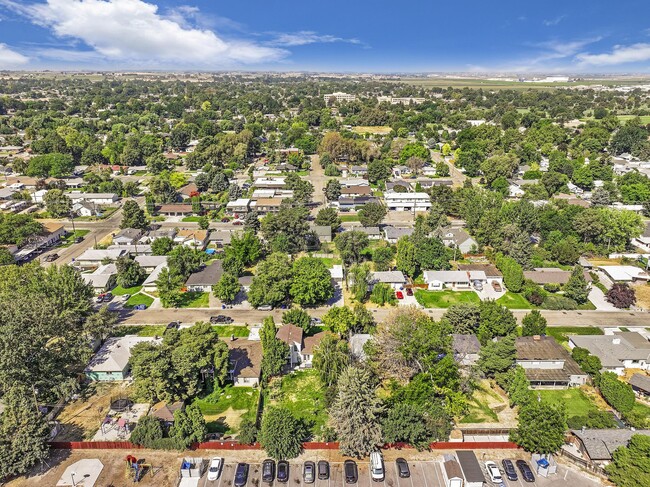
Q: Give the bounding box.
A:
[370,283,397,306]
[600,372,635,415]
[543,283,561,293]
[130,416,163,446]
[542,295,577,310]
[567,410,616,430]
[237,419,258,445]
[606,283,636,309]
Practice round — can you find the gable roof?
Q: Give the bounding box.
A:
[383,226,414,240]
[150,401,184,422]
[569,332,650,367]
[572,429,650,461]
[629,373,650,393]
[185,261,223,287]
[524,268,592,285]
[85,336,160,373]
[228,340,262,379]
[452,334,481,355]
[303,332,328,356]
[276,324,304,345]
[371,271,406,284]
[457,263,502,278]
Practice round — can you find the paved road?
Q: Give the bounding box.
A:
[118,305,650,327]
[431,150,466,188]
[307,154,327,211]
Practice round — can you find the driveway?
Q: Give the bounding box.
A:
[588,287,617,311]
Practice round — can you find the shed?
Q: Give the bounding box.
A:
[456,451,485,487]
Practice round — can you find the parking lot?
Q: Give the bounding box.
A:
[203,458,604,487]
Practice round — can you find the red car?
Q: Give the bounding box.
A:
[396,291,404,299]
[406,288,413,296]
[232,220,244,226]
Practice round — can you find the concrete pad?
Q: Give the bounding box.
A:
[56,459,103,487]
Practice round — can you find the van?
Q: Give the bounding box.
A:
[370,451,385,482]
[257,304,273,311]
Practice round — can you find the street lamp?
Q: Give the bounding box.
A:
[71,471,76,487]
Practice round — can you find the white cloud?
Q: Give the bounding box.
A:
[269,31,362,47]
[543,15,566,27]
[503,37,602,72]
[1,0,287,67]
[577,43,650,66]
[0,43,29,66]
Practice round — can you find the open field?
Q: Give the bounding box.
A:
[396,77,650,90]
[460,381,514,425]
[193,386,259,435]
[351,125,392,135]
[582,114,650,124]
[415,289,480,308]
[212,325,250,338]
[632,283,650,309]
[546,326,604,347]
[268,369,329,438]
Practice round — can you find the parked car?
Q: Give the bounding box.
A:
[405,288,413,296]
[485,461,503,484]
[344,460,358,484]
[310,317,322,325]
[122,294,131,301]
[370,451,385,482]
[166,321,180,332]
[74,236,84,243]
[44,253,58,262]
[492,281,502,292]
[396,291,404,299]
[221,217,230,222]
[257,304,273,311]
[232,220,243,226]
[210,315,233,324]
[133,304,147,310]
[102,292,113,302]
[207,457,223,481]
[317,460,330,480]
[234,463,249,487]
[303,461,315,484]
[95,294,105,303]
[396,458,410,478]
[277,460,289,483]
[516,460,535,482]
[473,280,483,291]
[262,459,275,482]
[501,459,518,481]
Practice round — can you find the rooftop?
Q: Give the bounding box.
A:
[85,335,161,373]
[276,324,304,345]
[185,261,223,287]
[629,373,650,393]
[572,429,650,461]
[228,339,262,379]
[569,332,650,367]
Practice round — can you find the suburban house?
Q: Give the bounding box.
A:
[355,226,382,240]
[370,271,406,290]
[385,180,413,192]
[251,189,294,201]
[156,204,193,217]
[185,261,224,293]
[251,198,283,214]
[348,165,368,177]
[630,373,650,398]
[569,429,650,467]
[341,185,372,198]
[631,222,650,251]
[254,177,285,189]
[568,332,650,375]
[142,228,177,243]
[423,270,472,290]
[85,335,161,381]
[276,324,303,369]
[349,333,372,361]
[112,228,143,246]
[515,335,588,388]
[228,340,262,387]
[68,192,119,205]
[437,228,478,254]
[335,196,377,210]
[174,229,208,249]
[452,334,481,367]
[312,225,333,243]
[524,267,593,286]
[301,332,328,368]
[149,401,184,425]
[207,230,233,248]
[142,263,166,292]
[457,264,503,287]
[75,248,128,269]
[72,201,100,217]
[226,198,251,214]
[599,265,650,283]
[81,263,117,292]
[134,255,168,273]
[107,244,152,256]
[238,275,253,292]
[384,191,432,212]
[179,183,199,200]
[383,226,414,244]
[339,178,369,187]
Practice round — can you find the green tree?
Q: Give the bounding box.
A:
[312,332,350,387]
[348,263,371,302]
[478,335,516,377]
[521,310,547,336]
[605,434,650,487]
[600,372,635,414]
[563,265,590,304]
[477,300,517,345]
[510,401,567,454]
[372,246,394,272]
[156,267,185,308]
[571,347,602,377]
[237,419,258,445]
[259,407,306,460]
[382,403,435,450]
[120,202,148,231]
[290,257,334,306]
[130,415,164,446]
[167,245,203,278]
[331,366,384,458]
[44,189,72,218]
[151,237,174,255]
[370,282,397,306]
[261,204,310,254]
[0,247,14,265]
[441,303,480,334]
[282,308,312,331]
[334,231,369,265]
[115,256,145,288]
[214,273,241,303]
[260,317,289,381]
[248,253,293,308]
[322,306,359,337]
[315,207,341,229]
[396,236,417,277]
[358,202,387,227]
[325,179,342,201]
[170,404,207,447]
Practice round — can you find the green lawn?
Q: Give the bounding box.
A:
[212,325,250,338]
[496,292,532,309]
[269,369,329,439]
[124,293,154,308]
[318,257,342,268]
[59,230,91,248]
[340,214,359,222]
[415,289,480,308]
[181,216,202,222]
[193,386,260,434]
[546,326,603,346]
[459,384,501,424]
[112,285,142,296]
[112,325,166,337]
[178,291,210,308]
[537,389,602,419]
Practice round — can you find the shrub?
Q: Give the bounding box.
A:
[542,295,577,310]
[237,419,258,445]
[599,372,635,415]
[543,283,561,293]
[606,283,636,309]
[370,283,397,306]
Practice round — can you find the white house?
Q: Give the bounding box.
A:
[370,271,406,290]
[330,265,344,284]
[276,324,303,368]
[254,177,285,189]
[437,228,478,254]
[75,248,128,269]
[226,198,251,214]
[569,332,650,375]
[134,255,168,273]
[300,332,328,368]
[142,262,166,292]
[81,263,117,292]
[599,265,650,283]
[384,191,431,212]
[85,335,162,381]
[174,229,208,249]
[423,270,472,290]
[68,192,119,205]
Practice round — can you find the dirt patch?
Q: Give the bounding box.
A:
[632,283,650,310]
[460,380,518,428]
[55,383,134,441]
[580,385,610,410]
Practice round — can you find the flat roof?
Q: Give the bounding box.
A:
[455,451,485,483]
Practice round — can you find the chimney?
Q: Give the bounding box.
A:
[612,338,621,345]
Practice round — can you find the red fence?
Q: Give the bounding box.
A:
[50,440,519,451]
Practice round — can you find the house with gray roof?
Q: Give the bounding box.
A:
[354,226,382,239]
[370,271,406,290]
[383,226,414,244]
[452,334,481,366]
[570,429,650,466]
[629,373,650,398]
[437,227,478,254]
[185,261,224,292]
[312,225,333,242]
[516,335,588,388]
[112,228,143,246]
[568,332,650,375]
[207,230,232,248]
[349,333,372,361]
[85,335,162,381]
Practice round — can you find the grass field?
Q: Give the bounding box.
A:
[351,125,392,135]
[546,326,604,346]
[112,325,167,337]
[317,257,342,268]
[632,283,650,309]
[538,389,602,419]
[268,369,329,439]
[111,285,142,296]
[212,325,250,338]
[340,214,360,222]
[193,386,259,435]
[124,293,154,308]
[496,292,531,309]
[414,289,481,308]
[181,216,202,222]
[59,230,91,248]
[178,291,210,308]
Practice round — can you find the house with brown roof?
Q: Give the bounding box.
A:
[157,204,193,216]
[228,340,262,387]
[251,197,283,214]
[523,267,592,286]
[276,324,303,368]
[149,401,184,424]
[179,183,199,200]
[301,332,328,368]
[341,185,372,197]
[569,429,650,467]
[457,264,503,286]
[174,229,208,249]
[515,335,588,388]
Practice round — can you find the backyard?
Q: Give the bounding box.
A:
[112,325,167,337]
[537,388,603,420]
[415,289,481,308]
[267,369,329,439]
[459,380,516,426]
[59,229,91,248]
[192,385,259,435]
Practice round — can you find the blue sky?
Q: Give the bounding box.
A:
[0,0,649,72]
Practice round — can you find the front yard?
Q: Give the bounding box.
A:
[112,284,142,296]
[267,369,329,439]
[546,326,603,347]
[124,293,154,308]
[212,325,250,338]
[59,229,91,248]
[496,292,531,309]
[112,325,167,337]
[193,385,259,435]
[414,289,480,308]
[178,291,210,308]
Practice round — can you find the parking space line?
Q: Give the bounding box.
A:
[421,463,429,487]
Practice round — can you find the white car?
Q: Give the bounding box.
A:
[485,461,503,484]
[207,457,223,481]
